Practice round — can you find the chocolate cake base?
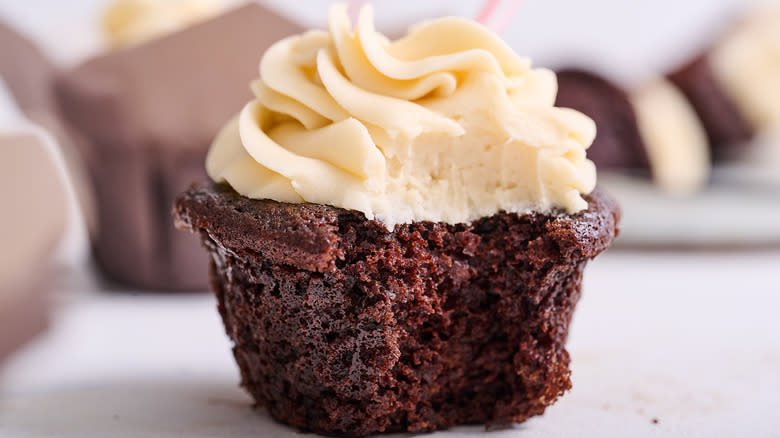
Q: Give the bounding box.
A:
[174,183,620,437]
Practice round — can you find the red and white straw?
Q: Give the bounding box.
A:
[476,0,524,35]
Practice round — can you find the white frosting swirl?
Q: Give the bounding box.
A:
[207,3,597,229]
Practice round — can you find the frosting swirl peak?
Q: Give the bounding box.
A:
[207,3,597,229]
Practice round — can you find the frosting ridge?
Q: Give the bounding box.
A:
[207,3,597,229]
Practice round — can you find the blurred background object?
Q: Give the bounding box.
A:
[102,0,225,48]
[0,79,74,364]
[630,78,710,195]
[54,2,302,291]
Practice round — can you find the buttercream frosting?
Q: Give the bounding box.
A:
[207,3,597,229]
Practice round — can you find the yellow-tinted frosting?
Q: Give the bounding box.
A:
[207,3,597,229]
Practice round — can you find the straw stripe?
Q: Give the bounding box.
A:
[476,0,501,25]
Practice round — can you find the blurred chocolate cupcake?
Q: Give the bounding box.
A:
[707,7,780,139]
[667,6,780,161]
[555,69,649,172]
[556,68,709,195]
[667,54,753,160]
[0,21,56,117]
[55,3,303,291]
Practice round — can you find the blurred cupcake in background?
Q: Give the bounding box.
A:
[667,4,780,163]
[709,5,780,138]
[56,2,303,290]
[556,69,709,196]
[0,79,74,365]
[706,4,780,180]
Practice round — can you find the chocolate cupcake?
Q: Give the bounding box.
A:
[704,6,780,144]
[555,69,649,172]
[665,6,780,161]
[667,54,753,160]
[556,68,710,195]
[175,4,619,435]
[55,3,302,290]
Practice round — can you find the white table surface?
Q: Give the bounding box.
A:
[2,249,779,437]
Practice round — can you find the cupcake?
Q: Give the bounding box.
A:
[667,54,753,160]
[705,6,780,142]
[554,69,649,172]
[665,6,780,161]
[556,68,710,195]
[175,4,619,435]
[55,3,303,290]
